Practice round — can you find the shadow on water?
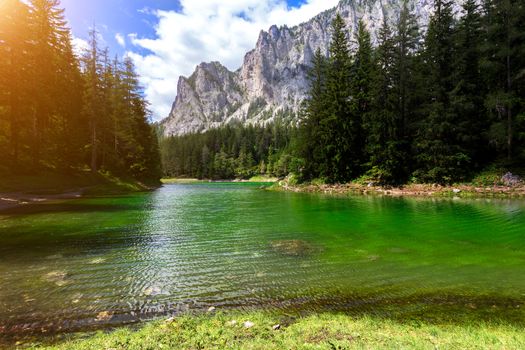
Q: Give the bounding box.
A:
[0,201,141,217]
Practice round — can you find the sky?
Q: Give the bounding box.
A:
[62,0,339,121]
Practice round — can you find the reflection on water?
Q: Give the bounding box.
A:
[0,183,525,341]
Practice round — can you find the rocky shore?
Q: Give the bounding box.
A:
[275,177,525,198]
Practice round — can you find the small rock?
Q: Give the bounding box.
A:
[502,172,522,187]
[207,306,216,313]
[89,258,106,264]
[143,286,162,296]
[165,317,175,323]
[243,321,254,328]
[95,311,113,322]
[453,188,461,194]
[272,324,281,330]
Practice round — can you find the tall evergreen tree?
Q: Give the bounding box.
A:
[325,14,352,182]
[30,0,70,167]
[349,20,373,179]
[365,19,400,184]
[483,0,525,161]
[451,0,487,169]
[0,0,32,169]
[414,0,468,183]
[298,48,328,180]
[81,28,104,172]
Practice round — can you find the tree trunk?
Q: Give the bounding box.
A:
[91,122,98,172]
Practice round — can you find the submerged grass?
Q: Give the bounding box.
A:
[34,311,525,350]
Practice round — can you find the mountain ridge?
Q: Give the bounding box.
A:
[161,0,438,136]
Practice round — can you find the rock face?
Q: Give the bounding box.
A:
[161,0,439,137]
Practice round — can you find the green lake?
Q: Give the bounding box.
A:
[1,183,525,341]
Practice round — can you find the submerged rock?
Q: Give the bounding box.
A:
[43,271,68,286]
[95,311,113,322]
[88,258,107,264]
[270,239,318,257]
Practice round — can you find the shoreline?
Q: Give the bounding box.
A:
[22,310,525,349]
[0,172,161,213]
[0,191,85,212]
[273,181,525,198]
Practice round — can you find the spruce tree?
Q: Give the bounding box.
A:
[365,19,399,184]
[349,20,373,179]
[414,0,468,183]
[325,13,352,182]
[297,48,328,180]
[451,0,487,170]
[483,0,525,161]
[0,0,32,169]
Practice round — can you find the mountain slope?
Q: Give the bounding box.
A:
[161,0,437,136]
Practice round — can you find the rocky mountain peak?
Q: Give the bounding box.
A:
[161,0,439,137]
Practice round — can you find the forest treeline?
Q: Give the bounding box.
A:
[0,0,161,182]
[160,121,295,180]
[162,0,524,184]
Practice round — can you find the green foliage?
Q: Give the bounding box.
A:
[160,121,294,180]
[158,4,525,186]
[294,3,525,185]
[0,0,161,183]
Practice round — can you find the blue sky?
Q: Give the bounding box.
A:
[61,0,338,121]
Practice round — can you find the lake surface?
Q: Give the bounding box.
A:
[1,183,525,341]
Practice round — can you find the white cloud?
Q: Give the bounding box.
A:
[115,33,126,47]
[127,0,339,121]
[72,36,89,56]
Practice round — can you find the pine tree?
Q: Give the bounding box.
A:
[81,28,104,172]
[297,48,328,180]
[451,0,487,169]
[325,13,352,182]
[392,0,423,181]
[349,20,373,178]
[365,19,400,184]
[414,0,468,183]
[0,0,32,169]
[30,0,70,167]
[483,0,525,161]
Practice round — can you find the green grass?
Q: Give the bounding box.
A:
[162,176,278,184]
[161,178,207,184]
[34,311,525,349]
[247,175,278,182]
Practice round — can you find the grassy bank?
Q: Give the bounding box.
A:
[35,311,525,349]
[0,171,158,196]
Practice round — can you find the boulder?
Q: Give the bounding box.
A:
[501,172,522,187]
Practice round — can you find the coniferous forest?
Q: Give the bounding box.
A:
[161,0,525,185]
[0,0,161,183]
